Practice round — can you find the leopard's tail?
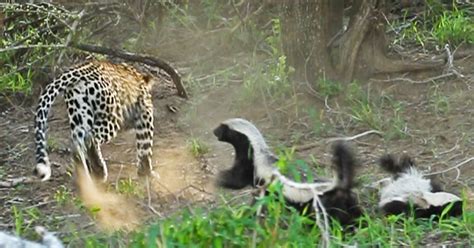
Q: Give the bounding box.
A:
[34,70,78,181]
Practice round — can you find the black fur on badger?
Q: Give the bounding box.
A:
[378,154,463,218]
[213,118,362,226]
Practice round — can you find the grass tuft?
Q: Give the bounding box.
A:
[188,138,210,158]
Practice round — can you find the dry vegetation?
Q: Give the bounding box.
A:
[0,1,473,247]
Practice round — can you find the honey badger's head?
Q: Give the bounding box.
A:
[213,118,277,189]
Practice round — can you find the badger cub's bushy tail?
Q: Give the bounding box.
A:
[379,154,415,175]
[331,142,358,190]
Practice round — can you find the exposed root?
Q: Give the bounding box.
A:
[335,0,445,81]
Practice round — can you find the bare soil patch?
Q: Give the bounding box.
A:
[0,82,214,234]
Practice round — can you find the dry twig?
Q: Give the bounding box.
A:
[425,157,474,176]
[371,72,455,84]
[0,176,35,188]
[295,130,383,152]
[443,44,465,79]
[271,170,331,248]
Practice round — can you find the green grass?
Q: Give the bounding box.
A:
[115,177,144,198]
[12,206,42,236]
[393,2,474,48]
[430,86,450,115]
[54,185,73,206]
[432,7,474,45]
[306,107,332,136]
[59,189,473,247]
[345,82,409,140]
[0,67,34,95]
[188,138,210,158]
[241,19,294,104]
[47,137,61,152]
[9,194,472,247]
[347,82,383,131]
[315,78,342,98]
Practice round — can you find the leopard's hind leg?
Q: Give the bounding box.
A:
[84,136,108,182]
[65,86,109,182]
[134,93,155,178]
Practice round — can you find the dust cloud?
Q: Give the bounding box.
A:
[74,131,215,231]
[75,166,143,232]
[150,140,214,199]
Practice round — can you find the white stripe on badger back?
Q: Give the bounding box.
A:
[272,169,335,202]
[379,167,432,207]
[222,118,276,182]
[282,180,335,203]
[422,191,461,208]
[222,118,338,203]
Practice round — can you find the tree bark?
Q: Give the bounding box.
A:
[336,0,375,82]
[280,0,444,84]
[281,0,343,83]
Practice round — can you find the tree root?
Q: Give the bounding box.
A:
[335,0,445,81]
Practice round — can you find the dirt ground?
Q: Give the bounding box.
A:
[0,81,219,234]
[0,52,473,240]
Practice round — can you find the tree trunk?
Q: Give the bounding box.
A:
[280,0,443,84]
[281,0,343,83]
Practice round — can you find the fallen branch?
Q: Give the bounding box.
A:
[431,49,473,62]
[24,200,55,210]
[370,72,454,84]
[176,184,213,196]
[425,157,474,176]
[71,43,188,99]
[326,130,383,143]
[312,188,330,248]
[0,44,67,53]
[295,130,383,152]
[271,170,331,248]
[443,44,465,79]
[0,176,35,188]
[55,9,85,70]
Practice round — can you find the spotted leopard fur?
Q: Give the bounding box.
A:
[34,60,156,181]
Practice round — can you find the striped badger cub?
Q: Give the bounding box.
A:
[377,154,462,218]
[213,118,362,226]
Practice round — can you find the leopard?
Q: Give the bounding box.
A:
[34,60,157,182]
